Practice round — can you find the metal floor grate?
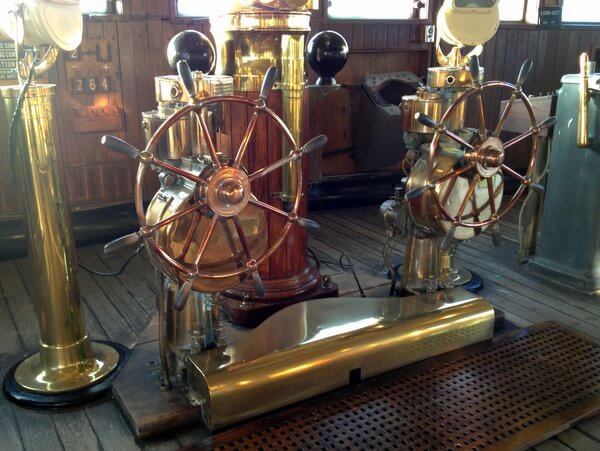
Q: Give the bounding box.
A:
[198,323,600,451]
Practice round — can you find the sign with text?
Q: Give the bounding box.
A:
[0,41,17,81]
[540,6,562,28]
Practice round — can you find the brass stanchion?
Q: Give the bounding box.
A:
[1,82,120,400]
[1,2,122,405]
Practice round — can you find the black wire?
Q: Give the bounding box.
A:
[308,246,365,298]
[78,244,144,277]
[307,246,321,271]
[338,252,365,298]
[383,238,397,297]
[8,52,38,174]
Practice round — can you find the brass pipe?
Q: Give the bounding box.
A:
[577,52,592,148]
[1,83,119,394]
[281,32,306,202]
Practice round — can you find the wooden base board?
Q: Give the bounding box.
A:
[111,318,206,440]
[112,272,390,439]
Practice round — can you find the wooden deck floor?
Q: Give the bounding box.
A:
[1,204,599,450]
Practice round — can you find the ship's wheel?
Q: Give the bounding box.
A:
[101,64,326,309]
[405,58,556,250]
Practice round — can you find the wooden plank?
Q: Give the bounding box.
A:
[0,260,39,353]
[556,428,600,450]
[77,265,138,347]
[86,401,141,451]
[78,247,152,336]
[13,409,63,451]
[0,405,24,451]
[534,438,573,451]
[53,409,102,451]
[93,246,157,315]
[111,339,202,440]
[575,415,600,442]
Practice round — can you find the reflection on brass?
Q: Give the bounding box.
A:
[186,288,495,430]
[211,10,311,202]
[145,74,234,159]
[1,84,119,393]
[436,43,483,68]
[427,66,482,90]
[577,52,593,148]
[145,173,269,293]
[407,155,504,239]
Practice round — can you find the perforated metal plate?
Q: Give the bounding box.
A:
[194,323,600,451]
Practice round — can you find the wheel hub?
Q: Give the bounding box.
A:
[206,167,251,217]
[469,136,505,178]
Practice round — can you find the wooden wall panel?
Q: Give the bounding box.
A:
[2,0,599,217]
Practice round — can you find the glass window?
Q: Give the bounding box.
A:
[562,0,600,23]
[498,0,539,24]
[80,0,109,15]
[177,0,215,17]
[327,0,427,20]
[499,0,526,22]
[80,0,121,15]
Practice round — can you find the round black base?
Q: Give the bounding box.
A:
[3,341,129,410]
[461,271,484,294]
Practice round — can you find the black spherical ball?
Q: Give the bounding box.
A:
[306,30,349,86]
[167,30,215,73]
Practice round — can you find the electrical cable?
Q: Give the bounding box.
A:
[383,237,398,296]
[308,246,365,297]
[78,244,144,277]
[8,53,38,174]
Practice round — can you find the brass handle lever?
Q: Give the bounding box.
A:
[577,53,593,148]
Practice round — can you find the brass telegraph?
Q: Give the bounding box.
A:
[1,0,121,405]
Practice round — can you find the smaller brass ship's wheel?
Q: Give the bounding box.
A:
[101,64,326,309]
[406,58,556,250]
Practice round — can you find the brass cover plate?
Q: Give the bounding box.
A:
[197,323,600,450]
[186,288,494,430]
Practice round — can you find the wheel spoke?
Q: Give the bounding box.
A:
[249,198,289,220]
[193,217,218,267]
[249,135,327,182]
[151,201,205,232]
[486,177,497,216]
[444,130,475,151]
[194,110,221,169]
[504,129,534,149]
[233,111,259,167]
[455,174,481,220]
[476,92,487,139]
[231,216,252,260]
[405,164,472,201]
[151,158,206,185]
[440,176,458,206]
[501,164,526,183]
[177,211,202,261]
[494,91,517,136]
[249,152,297,181]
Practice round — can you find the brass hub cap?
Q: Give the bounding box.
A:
[206,167,251,217]
[471,136,505,178]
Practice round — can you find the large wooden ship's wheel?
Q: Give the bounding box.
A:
[102,65,326,309]
[405,59,556,249]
